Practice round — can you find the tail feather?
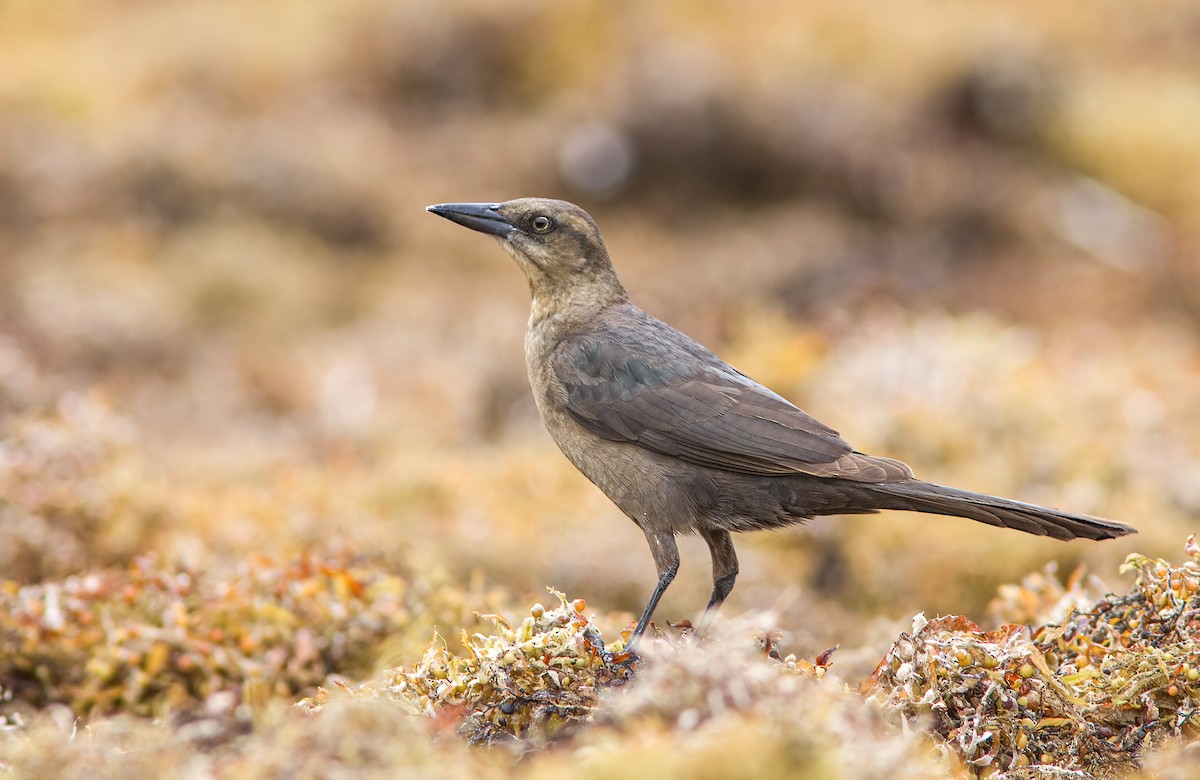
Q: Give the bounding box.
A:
[866,480,1136,541]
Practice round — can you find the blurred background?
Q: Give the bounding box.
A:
[2,0,1198,667]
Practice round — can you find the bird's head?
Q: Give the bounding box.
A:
[426,198,627,313]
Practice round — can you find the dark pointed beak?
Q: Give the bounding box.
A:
[426,202,517,237]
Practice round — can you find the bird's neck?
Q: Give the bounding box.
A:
[527,281,628,337]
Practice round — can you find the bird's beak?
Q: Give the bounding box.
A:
[426,202,517,237]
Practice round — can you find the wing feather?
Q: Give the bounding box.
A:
[553,319,911,483]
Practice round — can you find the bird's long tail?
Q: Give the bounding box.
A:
[864,480,1136,541]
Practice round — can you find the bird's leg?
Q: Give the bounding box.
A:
[697,527,738,633]
[626,530,679,651]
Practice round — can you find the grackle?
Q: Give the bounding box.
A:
[427,198,1136,648]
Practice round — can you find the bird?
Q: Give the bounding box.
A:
[426,197,1136,649]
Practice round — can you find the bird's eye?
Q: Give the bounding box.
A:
[531,215,554,233]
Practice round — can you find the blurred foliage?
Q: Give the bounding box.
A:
[0,550,499,718]
[2,0,1200,777]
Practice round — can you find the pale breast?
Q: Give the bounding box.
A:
[523,317,694,532]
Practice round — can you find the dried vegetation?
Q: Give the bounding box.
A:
[867,537,1200,777]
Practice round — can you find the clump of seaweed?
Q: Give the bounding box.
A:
[377,590,634,746]
[865,536,1200,778]
[302,596,947,778]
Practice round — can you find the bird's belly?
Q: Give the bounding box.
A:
[541,412,806,534]
[536,412,692,533]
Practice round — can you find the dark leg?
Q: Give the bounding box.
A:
[697,527,738,631]
[627,531,679,650]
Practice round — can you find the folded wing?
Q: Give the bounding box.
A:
[554,325,911,483]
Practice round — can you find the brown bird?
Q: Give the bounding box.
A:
[426,198,1136,648]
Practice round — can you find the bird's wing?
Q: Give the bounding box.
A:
[553,328,911,482]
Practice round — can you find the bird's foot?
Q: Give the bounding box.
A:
[583,625,640,685]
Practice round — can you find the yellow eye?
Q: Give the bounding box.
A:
[532,215,554,233]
